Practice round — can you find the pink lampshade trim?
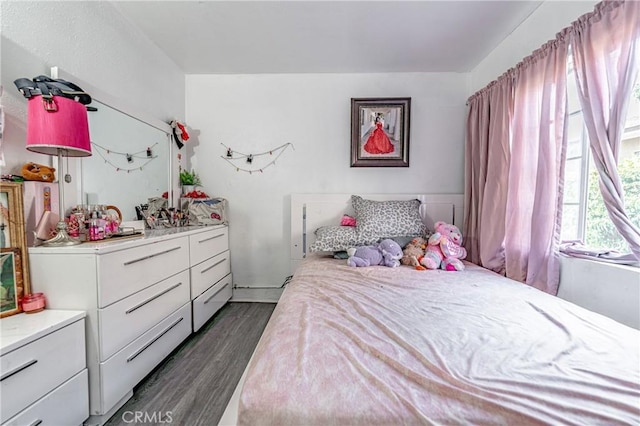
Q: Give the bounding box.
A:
[26,96,92,157]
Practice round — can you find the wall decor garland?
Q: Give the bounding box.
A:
[220,142,294,174]
[92,141,158,173]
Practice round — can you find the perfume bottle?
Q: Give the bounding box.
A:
[89,211,99,241]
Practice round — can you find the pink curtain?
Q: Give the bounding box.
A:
[505,36,569,294]
[465,37,569,294]
[570,0,640,260]
[464,89,490,266]
[464,77,513,274]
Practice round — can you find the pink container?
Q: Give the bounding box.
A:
[22,293,46,314]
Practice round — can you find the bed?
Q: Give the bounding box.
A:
[221,194,640,425]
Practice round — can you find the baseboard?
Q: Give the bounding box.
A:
[231,287,283,303]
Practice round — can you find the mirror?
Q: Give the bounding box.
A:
[51,66,174,223]
[83,101,171,220]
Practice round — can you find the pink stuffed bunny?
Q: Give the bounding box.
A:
[420,221,467,271]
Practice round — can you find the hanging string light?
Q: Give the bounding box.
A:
[91,141,159,172]
[220,142,294,174]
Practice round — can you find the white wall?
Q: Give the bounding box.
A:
[186,73,467,289]
[558,257,640,329]
[469,0,640,329]
[1,1,184,177]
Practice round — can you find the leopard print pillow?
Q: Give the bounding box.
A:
[352,195,426,245]
[309,226,358,252]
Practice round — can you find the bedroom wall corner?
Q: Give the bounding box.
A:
[468,0,598,95]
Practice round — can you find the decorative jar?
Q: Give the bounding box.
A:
[22,293,46,313]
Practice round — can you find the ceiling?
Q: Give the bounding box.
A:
[113,1,543,74]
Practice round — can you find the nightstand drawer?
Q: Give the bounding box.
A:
[189,227,228,266]
[100,303,191,413]
[192,274,232,332]
[190,250,230,298]
[0,319,85,423]
[98,237,190,307]
[3,369,89,426]
[99,269,191,361]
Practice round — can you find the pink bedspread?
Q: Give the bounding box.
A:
[239,256,640,425]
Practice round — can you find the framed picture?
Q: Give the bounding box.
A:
[0,182,30,317]
[351,97,411,167]
[1,247,25,318]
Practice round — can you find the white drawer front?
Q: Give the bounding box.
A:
[189,227,229,266]
[98,237,190,307]
[0,320,85,423]
[190,250,230,298]
[4,369,89,426]
[99,269,191,361]
[193,274,232,332]
[100,303,191,414]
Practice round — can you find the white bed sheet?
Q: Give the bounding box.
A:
[239,256,640,425]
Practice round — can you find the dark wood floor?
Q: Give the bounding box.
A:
[105,302,276,426]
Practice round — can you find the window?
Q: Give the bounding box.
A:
[561,57,640,252]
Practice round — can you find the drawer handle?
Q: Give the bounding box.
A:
[126,282,183,314]
[0,359,38,382]
[201,258,227,274]
[198,234,224,244]
[29,420,43,426]
[123,246,181,266]
[204,282,230,304]
[127,317,184,363]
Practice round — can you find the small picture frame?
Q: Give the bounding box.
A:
[0,182,30,317]
[1,247,25,318]
[351,97,411,167]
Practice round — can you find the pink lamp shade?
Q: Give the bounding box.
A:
[26,96,92,157]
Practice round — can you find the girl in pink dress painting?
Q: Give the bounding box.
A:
[363,115,394,154]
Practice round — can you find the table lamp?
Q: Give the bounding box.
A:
[25,95,92,246]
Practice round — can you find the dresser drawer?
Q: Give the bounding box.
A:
[99,269,191,361]
[100,303,191,413]
[97,236,190,307]
[189,227,229,266]
[3,369,89,426]
[0,319,85,423]
[190,250,230,298]
[193,274,232,332]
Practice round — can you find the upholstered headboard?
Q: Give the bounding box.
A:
[290,193,464,272]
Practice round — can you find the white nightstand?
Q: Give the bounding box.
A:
[1,310,89,426]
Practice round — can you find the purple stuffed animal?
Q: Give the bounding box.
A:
[347,239,403,268]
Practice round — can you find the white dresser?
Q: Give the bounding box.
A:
[0,310,88,426]
[28,225,232,424]
[189,226,233,332]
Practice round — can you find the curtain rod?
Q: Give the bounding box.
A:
[466,0,619,105]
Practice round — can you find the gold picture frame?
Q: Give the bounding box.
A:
[0,182,30,317]
[1,247,25,317]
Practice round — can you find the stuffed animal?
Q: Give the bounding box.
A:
[347,239,403,268]
[420,221,467,271]
[21,162,55,182]
[401,237,428,270]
